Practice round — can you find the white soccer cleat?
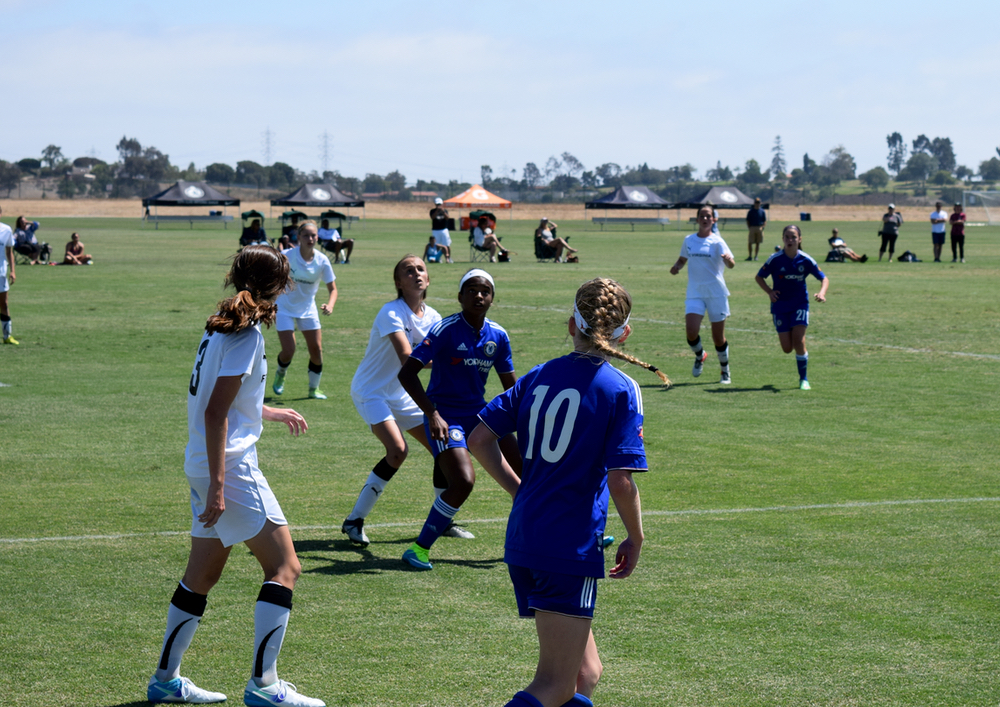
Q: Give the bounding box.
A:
[244,679,325,707]
[147,676,227,704]
[720,370,731,385]
[341,518,370,547]
[442,521,475,539]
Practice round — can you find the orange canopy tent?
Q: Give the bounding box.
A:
[443,185,512,214]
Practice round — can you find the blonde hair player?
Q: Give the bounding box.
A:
[148,246,324,707]
[469,277,667,707]
[271,220,337,400]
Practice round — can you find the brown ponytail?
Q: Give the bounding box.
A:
[205,246,290,334]
[575,278,671,386]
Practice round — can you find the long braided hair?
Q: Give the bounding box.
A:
[575,278,670,386]
[205,245,290,334]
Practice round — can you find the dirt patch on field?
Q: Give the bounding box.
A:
[0,199,989,223]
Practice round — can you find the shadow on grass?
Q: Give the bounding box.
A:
[704,384,781,394]
[107,702,152,707]
[295,537,503,575]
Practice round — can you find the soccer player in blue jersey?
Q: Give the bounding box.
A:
[755,224,830,390]
[397,268,519,570]
[469,277,668,707]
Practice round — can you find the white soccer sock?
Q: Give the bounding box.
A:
[1,319,11,338]
[347,472,388,521]
[155,583,206,683]
[252,583,292,688]
[717,344,730,372]
[308,370,322,389]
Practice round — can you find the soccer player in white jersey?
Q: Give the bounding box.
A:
[670,204,736,384]
[755,224,829,390]
[397,269,519,570]
[0,205,17,345]
[469,278,668,707]
[272,221,337,400]
[340,255,446,546]
[148,246,324,707]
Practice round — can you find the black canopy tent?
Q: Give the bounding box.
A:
[270,184,365,227]
[674,185,766,210]
[141,181,240,229]
[584,186,672,230]
[584,186,671,210]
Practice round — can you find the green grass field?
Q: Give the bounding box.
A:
[1,216,998,707]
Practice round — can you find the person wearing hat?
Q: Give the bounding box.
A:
[429,197,453,263]
[745,197,767,261]
[949,202,966,263]
[929,201,948,262]
[879,203,903,262]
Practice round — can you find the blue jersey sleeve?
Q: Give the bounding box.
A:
[495,328,514,375]
[408,328,438,367]
[604,376,647,472]
[477,378,523,439]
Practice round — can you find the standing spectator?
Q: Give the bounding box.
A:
[429,197,454,263]
[949,203,966,263]
[317,218,354,264]
[745,197,767,261]
[0,205,16,345]
[879,204,903,262]
[13,216,48,264]
[929,201,948,262]
[670,205,736,385]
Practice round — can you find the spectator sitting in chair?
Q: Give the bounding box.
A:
[473,215,508,262]
[240,219,269,247]
[318,218,354,264]
[282,214,301,244]
[61,233,93,265]
[534,217,577,263]
[278,234,293,252]
[828,228,867,262]
[13,216,48,265]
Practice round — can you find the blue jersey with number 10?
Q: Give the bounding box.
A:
[478,353,647,578]
[756,250,826,314]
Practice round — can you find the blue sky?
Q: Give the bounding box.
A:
[3,0,998,184]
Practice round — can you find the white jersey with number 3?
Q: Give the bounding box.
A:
[184,325,267,477]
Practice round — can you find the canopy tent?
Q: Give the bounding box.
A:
[270,183,364,227]
[584,186,671,209]
[270,184,364,208]
[241,210,265,222]
[142,181,240,207]
[141,181,239,229]
[443,185,512,219]
[674,185,766,210]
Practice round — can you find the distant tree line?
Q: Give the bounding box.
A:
[3,133,998,201]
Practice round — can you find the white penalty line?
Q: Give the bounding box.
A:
[431,298,1000,361]
[3,497,998,546]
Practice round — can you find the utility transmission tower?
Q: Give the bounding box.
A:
[319,131,331,174]
[261,127,274,165]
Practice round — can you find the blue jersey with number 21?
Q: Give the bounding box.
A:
[478,352,647,578]
[756,250,826,314]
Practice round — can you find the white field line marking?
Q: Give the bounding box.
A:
[3,497,998,546]
[429,298,1000,361]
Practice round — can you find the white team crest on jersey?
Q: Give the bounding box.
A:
[484,341,497,357]
[449,428,463,441]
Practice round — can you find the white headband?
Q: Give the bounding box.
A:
[459,269,495,291]
[573,301,629,340]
